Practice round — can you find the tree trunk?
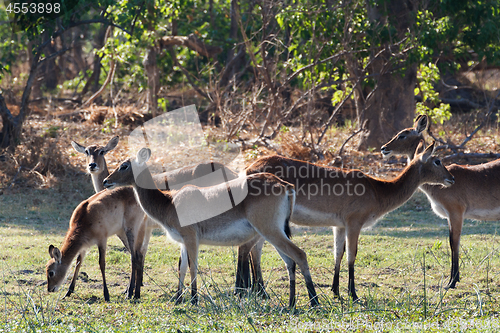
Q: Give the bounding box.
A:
[144,1,159,115]
[0,49,41,149]
[143,47,159,115]
[38,29,59,91]
[29,40,42,101]
[357,64,417,150]
[71,26,87,76]
[80,24,108,97]
[356,0,417,150]
[219,0,239,87]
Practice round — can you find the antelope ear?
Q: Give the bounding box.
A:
[49,245,62,263]
[421,140,436,162]
[414,115,429,134]
[103,136,119,153]
[136,148,152,164]
[71,141,86,154]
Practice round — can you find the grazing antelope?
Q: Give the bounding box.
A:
[103,148,319,307]
[243,141,455,300]
[381,114,500,289]
[46,187,145,301]
[65,136,265,299]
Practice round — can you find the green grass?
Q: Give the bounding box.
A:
[2,184,500,332]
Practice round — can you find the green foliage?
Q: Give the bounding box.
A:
[415,63,452,124]
[0,5,28,81]
[158,97,169,112]
[101,118,115,133]
[43,125,60,138]
[2,0,500,126]
[279,125,290,133]
[331,74,353,106]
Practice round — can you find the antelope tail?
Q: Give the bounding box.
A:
[284,186,296,239]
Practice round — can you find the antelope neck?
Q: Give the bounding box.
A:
[91,160,109,193]
[59,226,87,268]
[373,161,423,212]
[131,168,174,219]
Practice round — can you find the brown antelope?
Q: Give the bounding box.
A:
[103,148,319,307]
[67,136,156,300]
[46,187,146,301]
[242,141,455,301]
[58,137,264,300]
[381,114,500,289]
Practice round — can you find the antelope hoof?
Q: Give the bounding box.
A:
[349,291,359,303]
[233,288,246,298]
[444,281,457,290]
[310,297,320,307]
[173,294,184,305]
[331,287,341,299]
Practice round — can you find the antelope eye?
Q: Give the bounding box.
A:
[398,134,406,140]
[119,164,129,171]
[85,149,90,156]
[434,159,441,166]
[99,150,105,155]
[48,271,55,278]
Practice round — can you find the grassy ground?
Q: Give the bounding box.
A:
[2,179,500,332]
[1,112,500,331]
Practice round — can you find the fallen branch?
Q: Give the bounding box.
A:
[427,90,500,154]
[29,97,82,104]
[443,152,500,163]
[55,110,85,118]
[457,90,500,149]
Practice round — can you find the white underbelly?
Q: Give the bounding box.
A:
[291,204,345,227]
[422,188,500,221]
[199,219,257,246]
[466,206,500,221]
[158,217,257,246]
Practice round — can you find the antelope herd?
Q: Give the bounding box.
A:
[45,114,500,307]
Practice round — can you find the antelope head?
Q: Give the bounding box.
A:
[412,141,454,187]
[45,245,65,293]
[381,115,429,159]
[71,136,119,175]
[103,148,154,189]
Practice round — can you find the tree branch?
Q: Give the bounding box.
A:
[338,120,368,156]
[316,47,386,146]
[82,59,116,107]
[442,152,500,163]
[38,47,71,67]
[167,47,210,100]
[456,90,500,149]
